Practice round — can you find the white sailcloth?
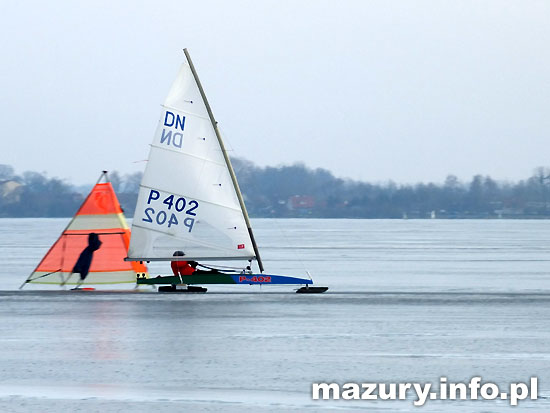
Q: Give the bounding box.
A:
[128,63,255,261]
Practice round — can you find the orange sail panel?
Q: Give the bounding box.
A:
[24,177,148,286]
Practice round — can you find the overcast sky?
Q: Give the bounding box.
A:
[1,0,549,185]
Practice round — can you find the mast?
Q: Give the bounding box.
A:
[183,48,264,273]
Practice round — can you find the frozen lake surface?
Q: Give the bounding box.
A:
[1,218,550,412]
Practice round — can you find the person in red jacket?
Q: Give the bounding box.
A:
[171,251,196,281]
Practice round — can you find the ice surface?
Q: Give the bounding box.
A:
[1,218,550,411]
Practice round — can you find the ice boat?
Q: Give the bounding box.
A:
[126,49,327,294]
[20,172,148,289]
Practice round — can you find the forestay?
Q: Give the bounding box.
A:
[128,63,255,261]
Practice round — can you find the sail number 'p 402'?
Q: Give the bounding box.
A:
[142,189,198,232]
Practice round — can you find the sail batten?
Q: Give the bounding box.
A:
[161,104,211,121]
[137,184,245,214]
[149,144,227,167]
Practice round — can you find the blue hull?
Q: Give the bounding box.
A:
[230,274,313,285]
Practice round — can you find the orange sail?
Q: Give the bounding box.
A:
[21,172,148,288]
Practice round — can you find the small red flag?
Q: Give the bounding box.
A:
[237,244,245,249]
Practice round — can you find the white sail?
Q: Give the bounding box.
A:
[128,63,255,261]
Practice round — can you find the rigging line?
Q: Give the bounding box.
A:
[273,220,312,281]
[216,125,235,154]
[26,269,63,282]
[198,262,247,270]
[211,116,261,272]
[195,263,242,272]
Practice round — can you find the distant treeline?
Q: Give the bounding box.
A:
[1,162,550,219]
[0,165,141,218]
